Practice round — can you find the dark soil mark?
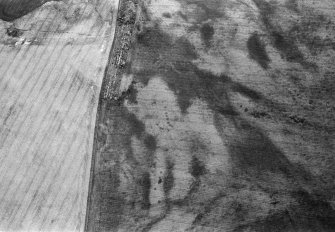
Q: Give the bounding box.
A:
[289,16,335,55]
[134,25,264,115]
[6,25,23,37]
[177,11,188,21]
[229,121,292,175]
[191,192,227,226]
[139,172,151,209]
[163,159,174,196]
[247,32,270,69]
[190,156,206,178]
[271,31,304,64]
[231,82,262,101]
[162,12,171,18]
[292,191,335,231]
[116,81,138,105]
[144,134,157,151]
[185,138,209,196]
[252,0,317,69]
[250,110,269,118]
[0,0,57,21]
[234,209,296,232]
[289,115,306,124]
[181,0,223,22]
[285,0,298,12]
[86,98,158,231]
[237,190,335,232]
[291,190,335,231]
[200,23,214,47]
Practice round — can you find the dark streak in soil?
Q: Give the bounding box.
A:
[6,25,23,37]
[200,23,214,47]
[247,32,270,69]
[236,190,335,232]
[139,172,151,209]
[181,0,223,22]
[252,0,318,70]
[134,25,266,115]
[190,156,206,178]
[144,134,157,151]
[163,159,174,196]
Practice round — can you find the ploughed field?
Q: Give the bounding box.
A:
[87,0,335,231]
[0,0,119,230]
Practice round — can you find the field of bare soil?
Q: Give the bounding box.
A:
[87,0,335,231]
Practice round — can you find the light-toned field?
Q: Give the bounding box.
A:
[0,0,118,230]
